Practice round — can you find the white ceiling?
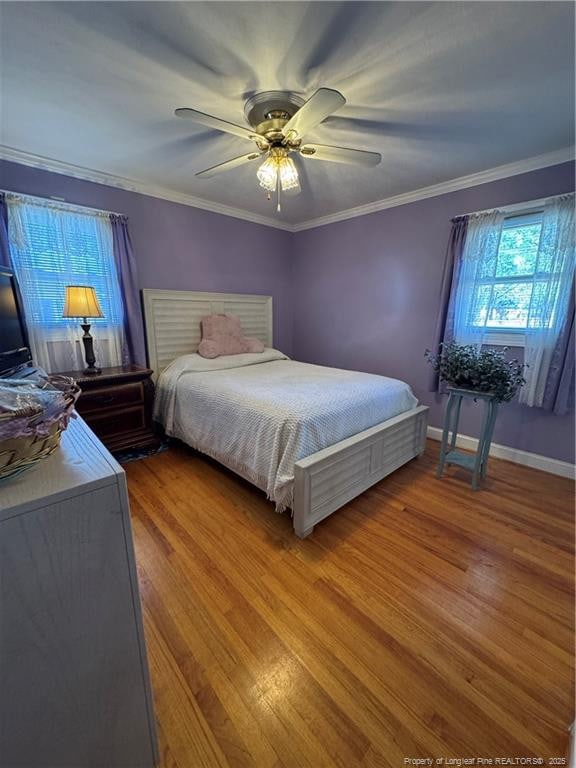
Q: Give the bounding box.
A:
[1,1,574,227]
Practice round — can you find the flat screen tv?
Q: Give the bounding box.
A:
[0,270,32,375]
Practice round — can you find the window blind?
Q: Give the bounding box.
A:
[7,198,125,371]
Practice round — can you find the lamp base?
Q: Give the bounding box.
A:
[80,322,101,376]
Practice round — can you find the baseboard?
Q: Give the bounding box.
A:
[426,426,575,480]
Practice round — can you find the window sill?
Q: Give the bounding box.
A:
[483,333,525,348]
[455,332,526,347]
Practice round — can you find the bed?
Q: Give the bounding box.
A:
[143,289,428,537]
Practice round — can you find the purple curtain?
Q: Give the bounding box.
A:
[110,215,146,367]
[428,216,468,392]
[0,193,11,269]
[542,285,575,415]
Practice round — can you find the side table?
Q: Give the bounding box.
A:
[56,364,159,454]
[436,388,499,490]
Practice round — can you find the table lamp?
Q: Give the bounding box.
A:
[63,285,104,375]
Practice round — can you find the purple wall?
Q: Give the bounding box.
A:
[2,157,574,463]
[0,159,295,355]
[292,161,575,464]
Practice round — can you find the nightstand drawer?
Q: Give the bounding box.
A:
[79,382,144,413]
[83,405,146,438]
[56,365,158,454]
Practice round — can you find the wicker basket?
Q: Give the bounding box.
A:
[0,375,81,482]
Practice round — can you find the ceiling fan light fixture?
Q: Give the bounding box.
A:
[279,156,299,192]
[257,147,300,195]
[257,154,278,192]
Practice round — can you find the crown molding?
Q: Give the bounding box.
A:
[0,145,293,232]
[291,146,576,232]
[1,144,573,234]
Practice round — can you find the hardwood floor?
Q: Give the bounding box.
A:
[125,440,575,767]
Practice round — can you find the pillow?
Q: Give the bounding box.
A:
[198,313,265,359]
[160,348,289,378]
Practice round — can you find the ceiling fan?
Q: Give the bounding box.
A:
[175,88,381,211]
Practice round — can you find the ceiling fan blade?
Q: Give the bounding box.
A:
[196,152,263,179]
[282,88,346,140]
[300,143,381,167]
[175,108,269,149]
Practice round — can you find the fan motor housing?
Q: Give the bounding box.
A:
[255,118,292,144]
[244,91,305,146]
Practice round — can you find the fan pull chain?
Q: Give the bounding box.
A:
[277,172,281,212]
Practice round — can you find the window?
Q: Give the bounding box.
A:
[454,207,572,348]
[451,195,574,407]
[7,197,125,372]
[470,212,545,343]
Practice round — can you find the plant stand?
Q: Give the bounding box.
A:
[436,388,499,490]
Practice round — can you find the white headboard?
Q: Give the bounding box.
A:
[142,289,273,380]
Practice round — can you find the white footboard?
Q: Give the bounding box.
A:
[293,405,428,538]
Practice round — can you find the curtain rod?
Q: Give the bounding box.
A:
[1,189,124,219]
[454,191,572,220]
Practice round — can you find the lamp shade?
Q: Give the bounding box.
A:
[62,285,104,319]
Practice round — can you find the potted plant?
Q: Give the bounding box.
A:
[425,342,526,488]
[425,341,526,402]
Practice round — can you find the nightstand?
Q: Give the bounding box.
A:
[57,364,159,454]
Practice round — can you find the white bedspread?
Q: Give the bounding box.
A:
[155,351,418,512]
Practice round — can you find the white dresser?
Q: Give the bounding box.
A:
[0,416,158,768]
